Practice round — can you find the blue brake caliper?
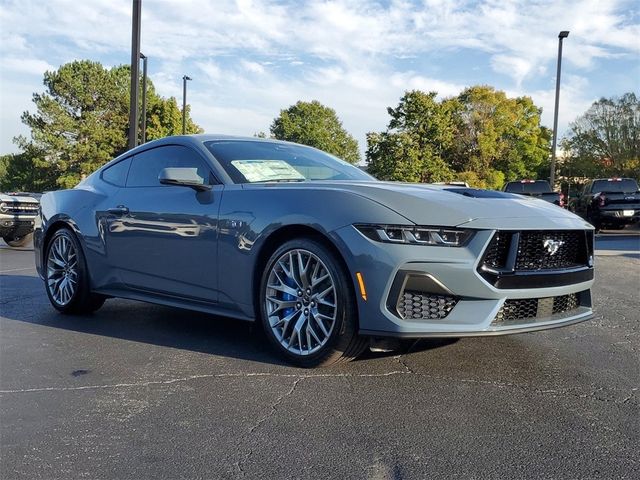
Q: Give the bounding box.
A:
[281,277,297,320]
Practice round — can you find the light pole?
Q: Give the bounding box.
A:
[182,75,192,135]
[128,0,142,150]
[140,53,148,144]
[549,30,569,187]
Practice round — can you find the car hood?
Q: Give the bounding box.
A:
[280,181,591,230]
[0,193,39,204]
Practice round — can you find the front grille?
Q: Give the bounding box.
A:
[515,231,586,270]
[2,204,39,215]
[479,230,592,282]
[493,292,583,325]
[397,290,458,320]
[482,232,513,269]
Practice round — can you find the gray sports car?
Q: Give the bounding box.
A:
[34,135,595,366]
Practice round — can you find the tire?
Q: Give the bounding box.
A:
[259,238,367,367]
[4,233,33,248]
[44,228,106,314]
[586,211,601,233]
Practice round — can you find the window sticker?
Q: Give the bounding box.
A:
[230,160,305,182]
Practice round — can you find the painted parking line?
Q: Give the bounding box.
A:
[0,266,36,273]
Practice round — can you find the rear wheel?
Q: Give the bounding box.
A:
[44,228,105,314]
[259,238,366,367]
[3,233,33,248]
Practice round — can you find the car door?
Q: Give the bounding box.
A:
[104,144,221,303]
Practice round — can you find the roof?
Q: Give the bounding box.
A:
[140,134,289,149]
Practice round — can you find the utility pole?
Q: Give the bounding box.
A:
[182,75,192,135]
[549,30,569,187]
[140,53,148,144]
[128,0,142,150]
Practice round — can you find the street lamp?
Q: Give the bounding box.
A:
[549,30,569,187]
[182,75,192,135]
[128,0,142,150]
[139,53,148,144]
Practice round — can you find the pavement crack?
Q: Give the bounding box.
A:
[0,371,410,394]
[236,377,305,477]
[394,354,415,374]
[249,376,304,434]
[2,370,635,407]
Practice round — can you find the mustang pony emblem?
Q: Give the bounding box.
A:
[543,239,565,255]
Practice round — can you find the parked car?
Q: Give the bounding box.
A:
[572,178,640,230]
[35,135,595,367]
[503,180,565,207]
[0,192,40,247]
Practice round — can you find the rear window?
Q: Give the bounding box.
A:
[504,181,551,194]
[592,179,639,193]
[101,157,131,186]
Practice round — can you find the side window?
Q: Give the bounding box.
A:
[101,157,132,186]
[126,145,212,187]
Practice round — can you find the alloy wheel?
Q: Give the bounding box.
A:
[47,234,78,306]
[265,249,337,356]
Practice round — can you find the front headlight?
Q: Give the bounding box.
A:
[0,202,7,213]
[355,224,474,247]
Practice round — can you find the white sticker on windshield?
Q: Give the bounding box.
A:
[231,160,305,182]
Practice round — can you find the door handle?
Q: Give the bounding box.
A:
[107,205,129,215]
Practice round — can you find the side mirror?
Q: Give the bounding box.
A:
[159,167,211,191]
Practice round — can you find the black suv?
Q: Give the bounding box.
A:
[572,178,640,230]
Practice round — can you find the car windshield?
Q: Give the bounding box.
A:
[592,179,639,193]
[505,181,551,194]
[205,140,373,184]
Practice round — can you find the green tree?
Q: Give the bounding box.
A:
[270,100,360,164]
[17,60,202,189]
[366,91,455,182]
[0,145,59,192]
[560,93,640,179]
[448,86,551,188]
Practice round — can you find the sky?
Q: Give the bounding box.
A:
[0,0,639,156]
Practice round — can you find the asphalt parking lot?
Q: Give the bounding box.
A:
[1,231,639,479]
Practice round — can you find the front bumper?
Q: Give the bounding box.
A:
[331,223,595,338]
[598,209,639,224]
[0,216,36,239]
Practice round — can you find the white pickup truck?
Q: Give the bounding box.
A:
[0,192,40,247]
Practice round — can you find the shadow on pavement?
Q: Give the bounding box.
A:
[0,273,456,367]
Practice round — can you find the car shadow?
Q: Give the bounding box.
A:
[0,274,457,367]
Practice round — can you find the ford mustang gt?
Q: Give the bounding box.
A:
[35,135,595,367]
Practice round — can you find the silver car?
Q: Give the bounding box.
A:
[34,135,595,367]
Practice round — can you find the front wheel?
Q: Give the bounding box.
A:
[3,233,33,248]
[44,228,105,314]
[259,238,366,367]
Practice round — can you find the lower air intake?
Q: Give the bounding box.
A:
[397,291,458,320]
[494,292,583,325]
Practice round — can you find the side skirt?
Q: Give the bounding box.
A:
[94,287,255,322]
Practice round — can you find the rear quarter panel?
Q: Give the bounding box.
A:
[35,182,118,286]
